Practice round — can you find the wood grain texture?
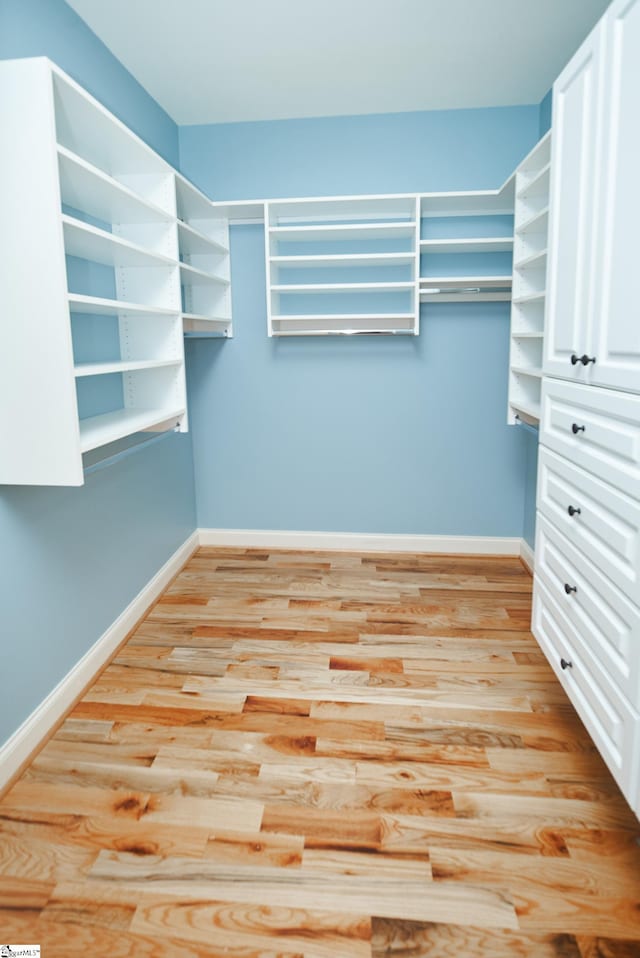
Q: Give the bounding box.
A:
[1,547,640,957]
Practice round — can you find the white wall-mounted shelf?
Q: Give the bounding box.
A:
[508,131,552,425]
[420,237,513,254]
[0,57,232,486]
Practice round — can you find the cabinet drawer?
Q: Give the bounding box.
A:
[532,576,640,799]
[535,514,640,706]
[540,378,640,499]
[537,446,640,606]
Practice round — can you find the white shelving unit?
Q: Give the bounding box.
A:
[265,195,420,336]
[508,131,552,425]
[176,173,232,336]
[0,57,231,486]
[419,188,514,306]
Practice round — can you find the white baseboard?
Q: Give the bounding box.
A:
[520,538,535,573]
[198,528,524,556]
[0,531,199,794]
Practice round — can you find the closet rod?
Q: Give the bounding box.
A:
[83,427,178,477]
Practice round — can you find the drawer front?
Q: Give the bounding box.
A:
[537,446,640,606]
[540,378,640,499]
[535,514,640,705]
[532,576,639,799]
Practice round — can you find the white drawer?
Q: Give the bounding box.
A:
[532,576,640,801]
[535,514,640,706]
[540,378,640,500]
[537,446,640,607]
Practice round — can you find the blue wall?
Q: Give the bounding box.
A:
[0,0,196,747]
[180,107,540,536]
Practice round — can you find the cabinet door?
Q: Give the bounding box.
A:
[544,22,604,381]
[590,0,640,393]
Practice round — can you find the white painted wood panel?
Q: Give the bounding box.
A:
[590,0,640,393]
[544,22,603,382]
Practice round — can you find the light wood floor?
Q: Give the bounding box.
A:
[1,548,640,956]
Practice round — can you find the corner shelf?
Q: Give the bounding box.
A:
[508,131,551,425]
[0,57,233,486]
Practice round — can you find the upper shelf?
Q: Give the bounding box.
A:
[270,252,415,268]
[269,222,416,242]
[178,220,228,255]
[62,215,176,269]
[58,147,173,227]
[420,237,513,254]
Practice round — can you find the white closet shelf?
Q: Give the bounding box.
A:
[512,331,544,339]
[420,291,512,303]
[271,327,414,337]
[420,275,512,289]
[62,216,176,269]
[511,366,543,378]
[79,406,184,453]
[74,358,181,378]
[68,294,180,318]
[175,173,224,222]
[514,249,547,269]
[268,222,416,242]
[517,163,551,198]
[512,291,545,305]
[182,316,231,336]
[272,281,414,294]
[420,237,513,253]
[518,206,550,233]
[271,313,414,323]
[420,189,514,217]
[179,263,230,287]
[510,401,541,423]
[58,146,173,226]
[270,252,415,268]
[178,220,228,255]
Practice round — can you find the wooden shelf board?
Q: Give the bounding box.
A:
[270,252,415,268]
[512,291,545,305]
[517,206,550,234]
[517,163,551,198]
[420,237,513,253]
[180,263,230,286]
[68,294,179,318]
[511,401,541,423]
[420,275,512,290]
[62,215,175,269]
[269,222,416,242]
[178,220,228,255]
[514,249,547,269]
[79,407,184,453]
[272,312,415,322]
[74,359,180,378]
[58,146,172,226]
[272,282,414,294]
[421,291,512,303]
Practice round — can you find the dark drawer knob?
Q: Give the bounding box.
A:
[571,423,586,435]
[564,583,577,595]
[571,353,597,366]
[567,505,581,517]
[560,658,573,670]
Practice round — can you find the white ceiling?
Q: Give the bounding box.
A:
[65,0,611,125]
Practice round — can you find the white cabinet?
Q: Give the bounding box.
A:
[545,0,640,394]
[0,57,231,486]
[534,0,640,819]
[590,0,640,392]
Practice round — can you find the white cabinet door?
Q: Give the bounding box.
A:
[590,0,640,393]
[544,22,604,381]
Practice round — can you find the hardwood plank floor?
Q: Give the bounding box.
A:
[1,547,640,956]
